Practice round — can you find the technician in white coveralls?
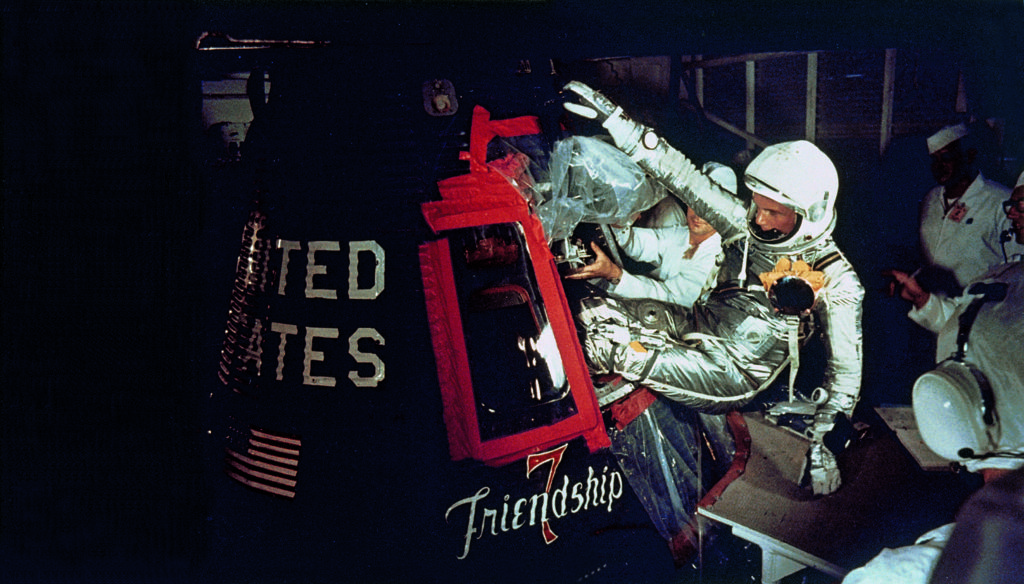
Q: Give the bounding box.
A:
[566,163,731,308]
[846,172,1024,584]
[918,123,1020,290]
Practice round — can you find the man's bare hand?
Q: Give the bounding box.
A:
[882,269,930,309]
[566,242,623,282]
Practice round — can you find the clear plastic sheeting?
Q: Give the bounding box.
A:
[485,134,551,208]
[608,399,735,544]
[697,412,739,477]
[540,136,662,242]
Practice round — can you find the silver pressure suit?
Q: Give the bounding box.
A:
[578,115,861,419]
[567,82,864,494]
[582,186,864,418]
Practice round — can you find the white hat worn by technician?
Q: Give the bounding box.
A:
[919,123,1019,287]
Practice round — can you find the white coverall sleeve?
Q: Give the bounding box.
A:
[611,241,720,307]
[978,179,1024,263]
[613,225,675,265]
[841,523,954,584]
[907,292,959,334]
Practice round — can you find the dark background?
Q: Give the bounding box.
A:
[4,2,1023,583]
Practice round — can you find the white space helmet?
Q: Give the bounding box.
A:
[744,140,839,251]
[702,161,737,195]
[913,360,997,461]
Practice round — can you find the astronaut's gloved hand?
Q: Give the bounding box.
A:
[563,82,648,156]
[562,81,618,123]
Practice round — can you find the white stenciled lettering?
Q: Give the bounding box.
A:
[445,447,624,559]
[348,328,385,387]
[266,322,385,389]
[271,322,299,381]
[349,240,385,300]
[256,240,388,388]
[306,241,340,299]
[275,239,384,300]
[304,326,340,387]
[276,240,301,296]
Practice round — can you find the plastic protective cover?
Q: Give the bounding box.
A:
[537,136,663,242]
[609,399,737,543]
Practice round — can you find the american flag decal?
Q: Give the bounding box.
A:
[225,427,302,499]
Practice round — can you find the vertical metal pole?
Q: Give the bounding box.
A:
[746,60,756,151]
[695,54,705,108]
[881,49,897,156]
[805,52,819,142]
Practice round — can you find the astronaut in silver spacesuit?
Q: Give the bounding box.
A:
[564,81,865,495]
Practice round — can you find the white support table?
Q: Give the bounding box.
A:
[696,411,953,584]
[699,506,846,583]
